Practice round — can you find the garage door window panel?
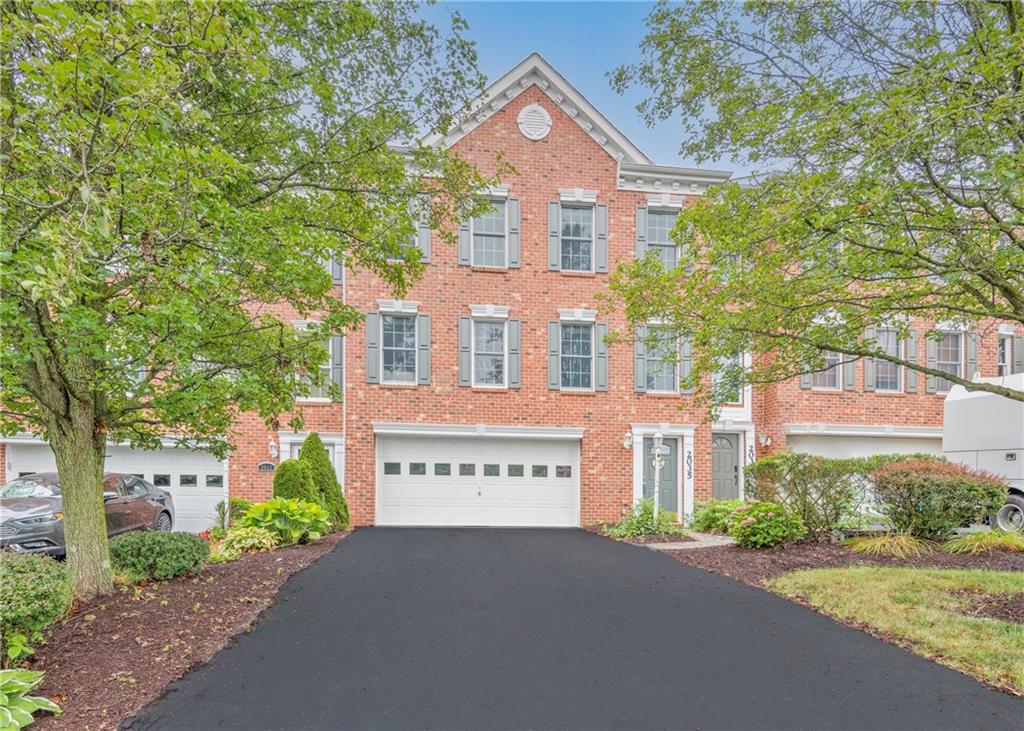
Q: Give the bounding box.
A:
[459,463,475,476]
[180,474,198,487]
[434,463,451,476]
[532,465,548,478]
[508,464,524,477]
[410,462,426,476]
[384,462,401,475]
[153,474,171,487]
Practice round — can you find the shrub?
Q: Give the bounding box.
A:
[728,502,806,548]
[844,533,933,558]
[871,460,1008,539]
[219,526,278,559]
[299,432,349,530]
[239,498,330,545]
[944,531,1024,555]
[0,554,72,665]
[746,453,859,539]
[109,531,210,581]
[691,499,747,533]
[0,669,61,727]
[215,497,253,527]
[605,499,686,539]
[272,459,318,503]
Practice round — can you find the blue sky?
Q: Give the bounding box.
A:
[419,1,736,174]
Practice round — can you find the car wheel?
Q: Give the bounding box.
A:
[995,494,1024,533]
[155,513,173,532]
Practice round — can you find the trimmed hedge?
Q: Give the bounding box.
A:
[0,554,72,663]
[273,459,318,502]
[299,432,349,530]
[109,531,210,581]
[871,459,1007,539]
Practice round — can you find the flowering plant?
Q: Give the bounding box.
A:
[728,501,806,548]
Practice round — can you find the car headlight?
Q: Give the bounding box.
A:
[15,513,63,525]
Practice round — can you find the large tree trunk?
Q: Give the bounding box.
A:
[48,407,113,599]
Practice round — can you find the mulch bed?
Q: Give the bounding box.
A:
[666,540,1024,588]
[28,532,348,731]
[957,590,1024,625]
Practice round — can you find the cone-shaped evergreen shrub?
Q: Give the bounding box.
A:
[272,459,317,503]
[299,431,349,529]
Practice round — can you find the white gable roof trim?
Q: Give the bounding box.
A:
[421,53,652,165]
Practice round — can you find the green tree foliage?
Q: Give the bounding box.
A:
[0,1,496,598]
[610,0,1024,404]
[272,459,318,504]
[298,431,349,530]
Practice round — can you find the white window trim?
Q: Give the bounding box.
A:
[380,312,418,386]
[934,329,964,394]
[873,328,904,394]
[645,192,684,209]
[559,188,598,204]
[558,203,596,273]
[470,198,509,269]
[644,324,681,395]
[558,308,597,323]
[468,304,509,320]
[558,321,596,392]
[377,299,419,315]
[997,334,1012,377]
[470,318,509,389]
[811,351,843,392]
[292,320,332,403]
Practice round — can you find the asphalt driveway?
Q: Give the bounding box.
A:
[125,528,1022,730]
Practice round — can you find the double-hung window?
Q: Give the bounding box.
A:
[560,205,593,272]
[645,325,678,392]
[294,321,332,400]
[874,328,903,392]
[998,336,1011,377]
[560,323,593,390]
[712,353,742,404]
[473,320,506,387]
[381,314,417,383]
[812,351,842,390]
[647,210,679,269]
[935,332,962,392]
[472,201,507,268]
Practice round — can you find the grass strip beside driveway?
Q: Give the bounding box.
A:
[771,567,1024,695]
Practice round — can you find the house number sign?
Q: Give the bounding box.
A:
[685,451,693,480]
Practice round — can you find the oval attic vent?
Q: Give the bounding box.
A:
[517,103,552,141]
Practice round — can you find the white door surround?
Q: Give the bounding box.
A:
[277,431,345,488]
[711,420,756,500]
[630,424,696,519]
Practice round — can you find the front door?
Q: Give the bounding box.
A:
[642,437,678,514]
[711,434,739,499]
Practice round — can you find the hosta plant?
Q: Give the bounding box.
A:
[0,669,60,728]
[239,498,330,545]
[219,527,278,560]
[605,499,686,539]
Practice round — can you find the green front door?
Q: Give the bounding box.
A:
[642,437,678,514]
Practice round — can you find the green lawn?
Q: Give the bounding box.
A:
[771,567,1024,695]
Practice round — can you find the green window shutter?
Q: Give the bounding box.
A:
[843,357,856,390]
[458,317,471,387]
[547,321,560,389]
[365,312,380,384]
[508,319,521,389]
[331,335,343,392]
[1014,336,1023,374]
[635,206,647,259]
[863,327,876,391]
[458,220,471,265]
[547,202,561,270]
[595,322,609,392]
[415,195,431,263]
[680,335,693,394]
[416,314,431,385]
[595,204,609,273]
[799,370,813,389]
[906,330,919,392]
[634,325,648,393]
[508,198,521,268]
[925,335,938,393]
[966,332,978,379]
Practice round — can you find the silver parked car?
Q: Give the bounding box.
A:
[0,473,175,557]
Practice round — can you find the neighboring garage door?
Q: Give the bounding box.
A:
[788,435,942,459]
[5,442,224,533]
[377,435,580,527]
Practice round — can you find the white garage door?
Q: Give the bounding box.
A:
[787,435,942,459]
[5,442,224,533]
[377,435,580,527]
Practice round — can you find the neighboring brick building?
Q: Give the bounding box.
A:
[2,54,1022,530]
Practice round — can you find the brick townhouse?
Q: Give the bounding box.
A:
[2,54,1022,530]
